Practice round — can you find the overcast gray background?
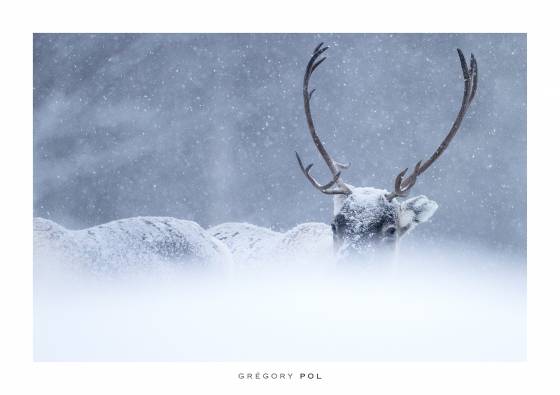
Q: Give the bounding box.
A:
[33,34,526,253]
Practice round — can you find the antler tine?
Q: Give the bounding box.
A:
[295,152,348,195]
[386,161,422,200]
[469,53,478,104]
[297,43,352,196]
[387,49,478,201]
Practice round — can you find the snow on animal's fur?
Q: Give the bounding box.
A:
[33,190,437,272]
[209,188,438,264]
[209,222,332,267]
[34,217,232,274]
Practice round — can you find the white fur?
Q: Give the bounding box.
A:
[209,222,332,267]
[34,217,233,274]
[34,192,438,273]
[332,186,389,216]
[400,195,438,229]
[398,209,415,229]
[208,222,282,268]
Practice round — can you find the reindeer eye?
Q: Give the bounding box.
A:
[386,226,397,236]
[334,214,346,227]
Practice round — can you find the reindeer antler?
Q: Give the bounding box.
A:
[295,43,352,195]
[386,49,478,201]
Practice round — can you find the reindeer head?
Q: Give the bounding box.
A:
[295,43,477,260]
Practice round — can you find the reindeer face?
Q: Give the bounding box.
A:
[331,188,438,259]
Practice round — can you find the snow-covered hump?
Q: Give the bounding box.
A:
[34,216,232,273]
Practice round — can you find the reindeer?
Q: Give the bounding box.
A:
[212,43,478,264]
[34,43,477,272]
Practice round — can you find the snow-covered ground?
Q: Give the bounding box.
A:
[34,237,525,361]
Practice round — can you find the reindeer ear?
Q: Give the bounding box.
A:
[399,195,438,233]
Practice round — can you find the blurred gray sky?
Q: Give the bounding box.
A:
[33,33,526,252]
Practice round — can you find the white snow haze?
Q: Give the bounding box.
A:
[34,239,525,361]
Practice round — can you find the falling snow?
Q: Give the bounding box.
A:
[33,34,526,361]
